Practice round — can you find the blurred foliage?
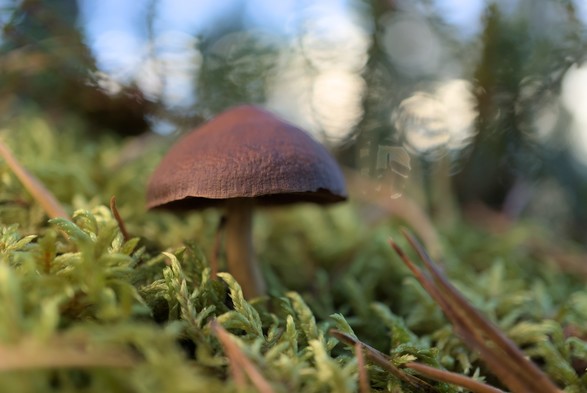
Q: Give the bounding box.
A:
[195,30,282,118]
[0,0,152,135]
[455,2,583,207]
[1,0,587,239]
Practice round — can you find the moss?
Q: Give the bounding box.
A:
[0,115,586,392]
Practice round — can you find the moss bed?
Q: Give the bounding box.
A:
[0,116,586,392]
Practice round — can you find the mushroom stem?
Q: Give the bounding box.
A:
[224,198,266,299]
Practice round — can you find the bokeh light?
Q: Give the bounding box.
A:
[393,79,477,158]
[267,1,370,145]
[516,76,561,143]
[381,13,443,77]
[561,63,587,167]
[311,69,366,142]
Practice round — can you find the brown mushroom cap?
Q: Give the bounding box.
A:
[146,105,347,210]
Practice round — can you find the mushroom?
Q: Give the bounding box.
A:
[146,105,347,299]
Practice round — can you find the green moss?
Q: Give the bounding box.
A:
[0,115,586,392]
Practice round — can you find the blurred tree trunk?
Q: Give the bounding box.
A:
[453,4,527,210]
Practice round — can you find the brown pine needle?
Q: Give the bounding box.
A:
[402,228,529,359]
[390,229,563,393]
[0,339,136,371]
[110,195,130,241]
[405,362,505,393]
[355,341,370,393]
[330,329,505,393]
[329,329,433,391]
[212,321,248,388]
[0,140,68,219]
[211,320,275,393]
[401,229,561,392]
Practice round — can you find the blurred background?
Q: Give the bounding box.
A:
[1,0,587,242]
